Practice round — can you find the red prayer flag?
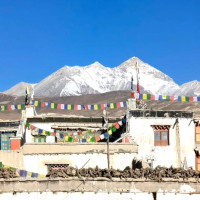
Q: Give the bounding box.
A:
[131,92,135,98]
[85,105,88,110]
[30,125,34,130]
[41,102,45,108]
[74,105,78,110]
[95,136,101,142]
[8,105,11,111]
[51,132,55,136]
[101,104,104,110]
[189,96,193,102]
[170,96,174,101]
[116,102,120,108]
[57,104,61,109]
[151,95,155,100]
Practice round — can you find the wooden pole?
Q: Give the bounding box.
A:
[104,108,110,170]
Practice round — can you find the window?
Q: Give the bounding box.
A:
[34,136,46,143]
[152,125,170,146]
[195,126,200,143]
[196,156,200,171]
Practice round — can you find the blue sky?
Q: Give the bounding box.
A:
[0,0,200,92]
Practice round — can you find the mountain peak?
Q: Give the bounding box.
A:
[87,61,104,68]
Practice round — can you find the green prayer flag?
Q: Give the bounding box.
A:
[47,131,51,136]
[91,137,96,142]
[166,96,170,101]
[38,101,41,107]
[68,137,73,142]
[54,103,57,109]
[147,94,151,100]
[186,96,189,102]
[4,106,8,111]
[10,167,17,172]
[71,105,74,110]
[98,104,101,110]
[114,103,117,108]
[112,126,117,132]
[21,104,25,109]
[26,122,30,128]
[0,162,3,168]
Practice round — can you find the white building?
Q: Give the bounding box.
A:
[129,109,196,169]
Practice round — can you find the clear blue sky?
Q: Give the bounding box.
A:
[0,0,200,92]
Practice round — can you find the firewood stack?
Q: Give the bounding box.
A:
[0,168,17,179]
[46,165,200,181]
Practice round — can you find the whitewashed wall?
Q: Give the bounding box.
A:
[23,152,137,174]
[129,117,195,169]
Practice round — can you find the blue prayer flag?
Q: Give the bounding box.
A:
[159,95,163,101]
[47,103,51,108]
[39,129,43,134]
[104,132,108,139]
[178,96,182,102]
[139,94,143,100]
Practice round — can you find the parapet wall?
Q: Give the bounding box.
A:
[0,178,200,193]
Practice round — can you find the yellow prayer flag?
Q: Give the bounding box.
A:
[94,104,98,110]
[42,130,46,135]
[51,103,54,109]
[34,101,38,106]
[182,96,186,102]
[1,106,5,111]
[68,104,71,110]
[28,172,32,176]
[64,136,69,141]
[110,103,114,109]
[108,129,112,135]
[17,104,21,110]
[143,94,147,100]
[87,138,91,142]
[162,95,166,100]
[38,174,46,178]
[3,165,9,168]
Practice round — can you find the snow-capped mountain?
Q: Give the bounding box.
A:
[176,80,200,96]
[32,57,180,97]
[3,57,199,97]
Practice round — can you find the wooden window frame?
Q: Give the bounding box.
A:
[151,125,170,146]
[154,130,169,146]
[195,126,200,144]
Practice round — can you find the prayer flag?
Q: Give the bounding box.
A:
[34,101,38,106]
[143,94,147,100]
[170,96,174,101]
[147,94,151,100]
[151,95,155,100]
[95,136,101,142]
[94,104,98,110]
[68,104,71,110]
[57,104,61,109]
[51,103,54,109]
[41,102,45,108]
[131,76,134,90]
[182,96,186,102]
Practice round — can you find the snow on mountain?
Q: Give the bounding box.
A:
[5,57,199,97]
[176,80,200,96]
[33,57,180,97]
